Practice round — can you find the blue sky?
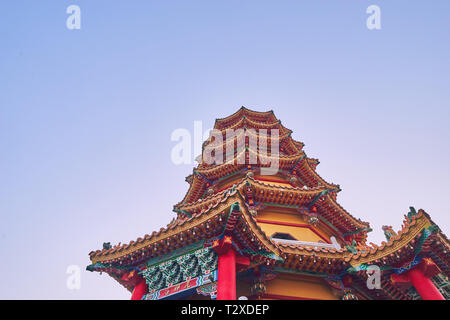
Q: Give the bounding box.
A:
[0,1,449,299]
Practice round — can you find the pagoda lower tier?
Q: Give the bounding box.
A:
[87,108,449,300]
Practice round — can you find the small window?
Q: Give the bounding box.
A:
[272,232,297,241]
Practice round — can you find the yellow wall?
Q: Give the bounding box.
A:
[264,274,337,300]
[255,175,293,187]
[216,174,337,244]
[258,222,325,242]
[216,174,292,191]
[256,210,331,243]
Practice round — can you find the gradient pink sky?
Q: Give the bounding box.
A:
[0,1,449,299]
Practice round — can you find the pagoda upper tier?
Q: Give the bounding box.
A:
[174,107,368,239]
[179,107,338,202]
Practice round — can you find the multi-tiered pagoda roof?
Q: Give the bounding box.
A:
[88,107,449,300]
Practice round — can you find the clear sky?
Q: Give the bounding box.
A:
[1,1,449,299]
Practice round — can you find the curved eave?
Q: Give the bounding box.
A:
[346,210,450,277]
[278,242,348,259]
[213,115,292,137]
[195,149,305,181]
[89,192,283,268]
[294,153,338,191]
[176,173,209,205]
[89,191,243,264]
[347,212,430,266]
[177,176,332,214]
[178,153,337,207]
[176,173,358,239]
[271,242,351,276]
[277,242,412,299]
[316,194,371,235]
[214,107,277,130]
[231,197,283,259]
[201,129,295,158]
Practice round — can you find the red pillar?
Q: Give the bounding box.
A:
[391,258,445,300]
[407,267,444,300]
[131,279,148,300]
[217,248,236,300]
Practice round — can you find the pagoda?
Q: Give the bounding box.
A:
[87,107,449,300]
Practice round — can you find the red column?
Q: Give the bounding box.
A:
[407,267,444,300]
[217,248,236,300]
[391,258,445,300]
[131,279,148,300]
